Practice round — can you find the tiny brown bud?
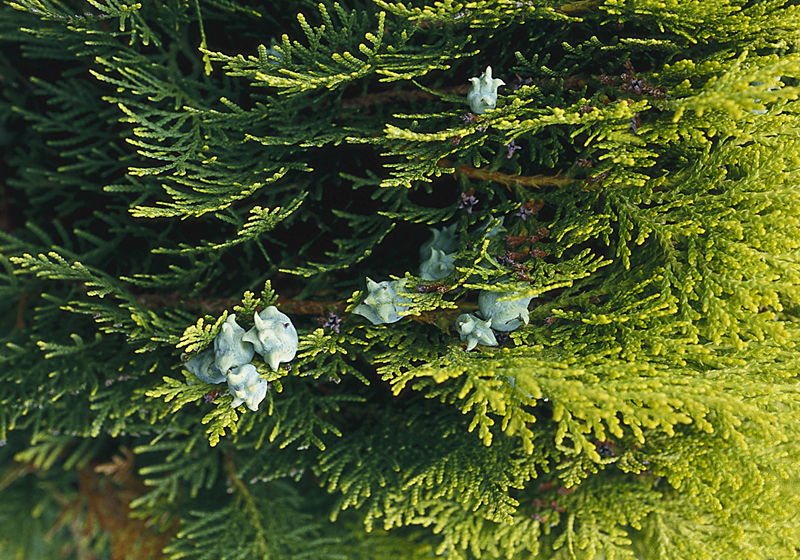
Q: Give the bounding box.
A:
[504,234,529,249]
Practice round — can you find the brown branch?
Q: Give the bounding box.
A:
[340,84,469,110]
[135,292,346,316]
[16,445,180,560]
[278,298,347,315]
[133,289,481,332]
[438,159,574,189]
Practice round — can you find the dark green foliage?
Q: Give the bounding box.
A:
[1,0,800,558]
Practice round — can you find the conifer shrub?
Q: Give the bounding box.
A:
[1,1,800,558]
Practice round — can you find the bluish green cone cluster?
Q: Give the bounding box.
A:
[184,309,298,411]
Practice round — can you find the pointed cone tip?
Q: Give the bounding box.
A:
[262,306,282,317]
[242,329,257,345]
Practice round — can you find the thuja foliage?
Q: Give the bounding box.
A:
[1,0,800,558]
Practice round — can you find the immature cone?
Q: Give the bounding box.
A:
[227,363,268,411]
[353,278,411,325]
[420,248,456,281]
[184,349,226,384]
[478,290,534,332]
[214,314,255,374]
[419,223,459,261]
[456,313,498,351]
[467,66,505,114]
[241,306,298,371]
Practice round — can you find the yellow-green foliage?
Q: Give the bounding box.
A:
[1,0,800,559]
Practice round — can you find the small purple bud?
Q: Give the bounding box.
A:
[318,312,342,334]
[458,190,479,214]
[506,140,522,159]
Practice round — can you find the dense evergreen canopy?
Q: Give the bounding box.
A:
[1,0,800,558]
